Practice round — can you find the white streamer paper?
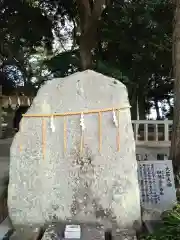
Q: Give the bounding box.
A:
[112,109,118,127]
[50,115,55,132]
[80,112,85,131]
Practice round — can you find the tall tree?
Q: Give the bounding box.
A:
[76,0,111,70]
[0,0,53,137]
[100,0,173,119]
[0,0,53,91]
[32,0,112,70]
[25,0,174,120]
[44,0,173,119]
[170,0,180,177]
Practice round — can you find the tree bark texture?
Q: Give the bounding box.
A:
[170,1,180,175]
[0,85,2,139]
[76,0,110,70]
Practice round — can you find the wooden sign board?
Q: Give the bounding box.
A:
[138,160,176,211]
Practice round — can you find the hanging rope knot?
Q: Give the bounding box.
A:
[80,112,85,131]
[112,109,118,127]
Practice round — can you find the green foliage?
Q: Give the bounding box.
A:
[95,60,129,84]
[44,50,80,77]
[0,0,174,119]
[45,52,129,82]
[140,204,180,240]
[0,0,53,52]
[40,0,173,118]
[99,0,173,118]
[0,0,53,94]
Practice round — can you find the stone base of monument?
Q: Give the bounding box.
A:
[40,223,137,240]
[0,217,14,239]
[9,226,43,240]
[141,208,164,235]
[143,220,163,234]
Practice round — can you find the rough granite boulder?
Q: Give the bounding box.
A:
[8,70,141,229]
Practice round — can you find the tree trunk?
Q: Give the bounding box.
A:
[129,85,137,120]
[80,36,93,70]
[76,0,111,70]
[0,85,2,139]
[138,96,147,120]
[154,99,161,120]
[170,1,180,176]
[130,98,137,120]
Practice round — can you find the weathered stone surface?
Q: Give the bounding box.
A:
[9,225,41,240]
[113,229,137,240]
[41,226,59,240]
[8,70,141,229]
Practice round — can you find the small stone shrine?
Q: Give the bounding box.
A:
[8,70,141,230]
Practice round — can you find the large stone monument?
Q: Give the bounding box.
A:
[8,70,141,230]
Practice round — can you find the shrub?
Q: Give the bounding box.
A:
[140,204,180,240]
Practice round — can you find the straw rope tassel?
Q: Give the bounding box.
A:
[42,118,46,160]
[19,118,23,152]
[80,113,85,157]
[98,112,102,153]
[22,106,130,118]
[117,110,120,152]
[80,130,84,157]
[64,117,67,156]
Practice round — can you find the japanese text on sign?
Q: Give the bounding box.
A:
[138,160,176,211]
